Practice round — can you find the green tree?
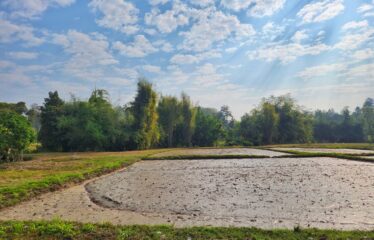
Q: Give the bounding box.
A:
[363,98,374,142]
[158,96,181,147]
[0,110,35,162]
[192,107,223,147]
[0,102,27,114]
[177,93,196,147]
[57,90,124,151]
[130,79,159,149]
[257,101,279,144]
[39,91,65,151]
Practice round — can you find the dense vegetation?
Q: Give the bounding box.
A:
[1,79,373,157]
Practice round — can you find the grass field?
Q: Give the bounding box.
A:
[265,143,374,150]
[0,149,167,210]
[0,220,374,240]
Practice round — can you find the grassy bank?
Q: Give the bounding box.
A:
[265,143,374,151]
[268,149,374,163]
[143,154,269,160]
[0,150,165,210]
[1,220,374,240]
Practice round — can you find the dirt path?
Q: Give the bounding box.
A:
[1,157,374,230]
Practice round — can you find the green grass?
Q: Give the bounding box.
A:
[265,143,374,151]
[143,154,269,160]
[0,150,166,210]
[0,220,373,240]
[269,149,374,163]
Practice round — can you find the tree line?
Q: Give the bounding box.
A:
[1,79,374,161]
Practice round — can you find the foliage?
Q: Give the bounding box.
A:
[239,95,312,146]
[39,91,65,151]
[0,102,27,115]
[130,79,160,149]
[192,107,223,147]
[2,81,374,152]
[157,95,181,147]
[0,110,36,162]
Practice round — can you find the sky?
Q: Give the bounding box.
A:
[0,0,373,118]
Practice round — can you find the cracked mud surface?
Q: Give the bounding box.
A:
[1,157,374,229]
[85,157,374,229]
[152,148,288,157]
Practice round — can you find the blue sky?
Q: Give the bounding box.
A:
[0,0,373,118]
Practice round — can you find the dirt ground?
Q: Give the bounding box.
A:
[152,148,288,157]
[271,147,374,155]
[1,157,374,230]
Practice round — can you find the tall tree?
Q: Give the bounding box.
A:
[158,96,180,147]
[39,91,64,151]
[258,101,279,144]
[363,98,374,142]
[130,79,159,149]
[178,93,196,147]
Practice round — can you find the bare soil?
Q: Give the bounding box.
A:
[2,157,373,230]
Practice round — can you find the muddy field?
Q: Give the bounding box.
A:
[271,147,374,155]
[84,157,374,229]
[152,148,288,157]
[1,156,374,229]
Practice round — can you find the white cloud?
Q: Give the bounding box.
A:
[0,19,44,46]
[192,63,225,86]
[352,48,374,61]
[220,0,252,11]
[170,54,199,64]
[334,29,374,50]
[170,50,221,65]
[8,51,39,60]
[297,0,344,23]
[89,0,139,35]
[221,0,285,17]
[248,42,330,64]
[190,0,215,7]
[154,40,174,52]
[297,63,346,79]
[357,2,374,17]
[1,0,75,19]
[343,63,374,80]
[145,2,190,33]
[149,0,169,5]
[342,20,368,31]
[225,47,238,53]
[261,21,285,40]
[51,30,119,81]
[179,10,255,52]
[113,35,158,58]
[247,0,285,17]
[291,30,308,43]
[143,65,161,73]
